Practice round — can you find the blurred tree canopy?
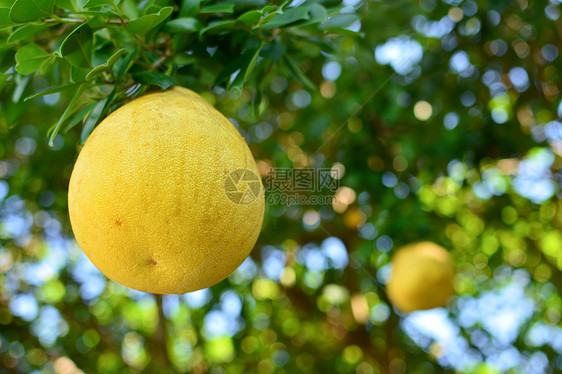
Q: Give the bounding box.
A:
[1,0,562,373]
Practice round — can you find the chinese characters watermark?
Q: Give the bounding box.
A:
[264,168,340,206]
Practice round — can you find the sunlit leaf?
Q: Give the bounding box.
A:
[121,0,138,18]
[164,18,202,33]
[261,6,309,29]
[0,7,13,28]
[9,0,55,22]
[261,5,276,14]
[83,0,111,8]
[8,24,50,43]
[200,3,235,14]
[253,10,279,29]
[199,19,236,36]
[15,44,51,75]
[86,48,127,80]
[236,10,262,25]
[127,6,173,34]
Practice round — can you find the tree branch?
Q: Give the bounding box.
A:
[152,294,171,368]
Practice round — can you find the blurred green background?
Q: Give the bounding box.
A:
[2,0,562,373]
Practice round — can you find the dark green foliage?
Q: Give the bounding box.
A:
[0,0,353,143]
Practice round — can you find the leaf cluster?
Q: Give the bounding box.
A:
[0,0,362,145]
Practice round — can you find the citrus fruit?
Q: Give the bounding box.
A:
[68,87,265,294]
[385,241,455,313]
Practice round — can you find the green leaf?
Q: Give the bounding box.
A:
[104,47,127,66]
[284,55,316,90]
[121,0,138,19]
[294,3,327,27]
[80,96,108,144]
[319,14,359,29]
[127,6,173,34]
[55,0,76,11]
[0,0,13,7]
[114,48,137,82]
[15,44,51,75]
[261,5,276,14]
[8,24,50,43]
[199,3,234,14]
[308,3,327,23]
[65,10,118,16]
[164,17,201,33]
[171,54,196,65]
[83,0,111,8]
[9,0,55,22]
[254,11,278,28]
[12,72,29,102]
[262,6,309,29]
[325,5,346,15]
[236,10,262,25]
[40,55,56,73]
[260,41,285,62]
[24,82,81,101]
[229,43,263,90]
[63,101,98,133]
[86,48,127,80]
[86,14,109,29]
[144,5,163,15]
[70,66,89,82]
[322,27,364,37]
[5,75,30,126]
[0,7,13,28]
[179,0,199,17]
[199,19,236,36]
[60,24,93,68]
[48,83,85,147]
[216,40,261,86]
[133,71,176,90]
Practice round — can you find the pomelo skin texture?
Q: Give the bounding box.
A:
[385,242,455,313]
[68,87,265,294]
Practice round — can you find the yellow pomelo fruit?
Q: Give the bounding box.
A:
[385,241,455,313]
[68,87,265,294]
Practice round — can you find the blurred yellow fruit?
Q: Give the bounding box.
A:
[386,241,455,313]
[68,87,264,294]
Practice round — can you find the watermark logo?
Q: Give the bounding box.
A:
[224,168,340,206]
[264,168,340,206]
[225,169,261,204]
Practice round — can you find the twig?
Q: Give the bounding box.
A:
[151,55,168,71]
[134,34,160,55]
